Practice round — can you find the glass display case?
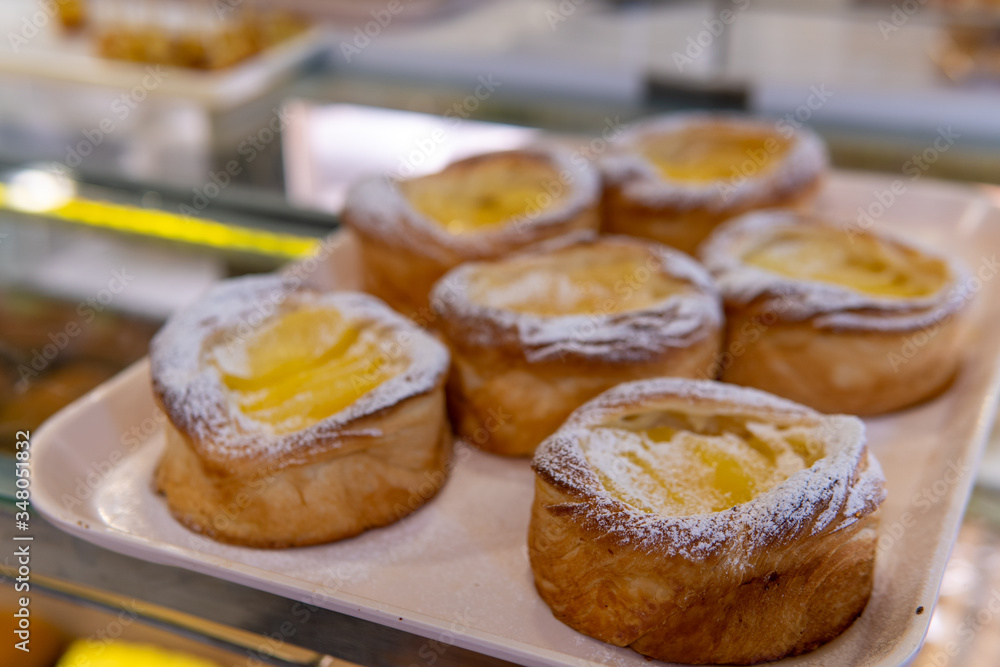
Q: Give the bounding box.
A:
[1,1,999,665]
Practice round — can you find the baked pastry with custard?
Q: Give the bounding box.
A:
[430,235,722,457]
[341,147,601,319]
[699,211,971,415]
[529,378,886,665]
[601,113,827,255]
[151,275,451,548]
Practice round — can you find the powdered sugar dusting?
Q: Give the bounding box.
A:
[580,421,821,516]
[343,146,601,262]
[600,113,827,211]
[430,236,722,363]
[150,275,449,471]
[699,210,973,331]
[532,379,886,564]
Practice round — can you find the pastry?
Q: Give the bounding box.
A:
[341,147,601,319]
[151,275,451,548]
[600,113,827,255]
[529,378,886,665]
[430,235,722,457]
[699,210,971,415]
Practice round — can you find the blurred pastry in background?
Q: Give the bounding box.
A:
[601,113,827,256]
[66,0,309,69]
[0,289,159,451]
[55,0,87,30]
[342,147,602,319]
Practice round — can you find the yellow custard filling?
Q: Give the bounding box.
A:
[642,126,790,183]
[209,307,407,434]
[743,227,949,298]
[399,157,566,234]
[466,245,685,316]
[582,413,823,516]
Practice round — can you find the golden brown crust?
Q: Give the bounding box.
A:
[601,177,821,256]
[528,378,886,664]
[444,334,722,457]
[530,479,879,664]
[155,387,452,548]
[718,301,964,415]
[600,113,827,256]
[699,211,972,415]
[430,236,723,457]
[150,276,454,547]
[351,230,447,326]
[342,148,601,317]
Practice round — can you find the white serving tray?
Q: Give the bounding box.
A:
[32,172,1000,666]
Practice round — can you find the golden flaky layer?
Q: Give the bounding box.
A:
[150,275,452,547]
[529,378,886,665]
[600,113,827,256]
[156,390,452,548]
[342,148,601,317]
[699,211,972,415]
[430,236,723,457]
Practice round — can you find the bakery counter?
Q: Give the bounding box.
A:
[2,85,999,664]
[0,503,516,667]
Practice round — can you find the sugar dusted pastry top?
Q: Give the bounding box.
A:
[343,147,601,261]
[533,378,886,563]
[431,235,722,363]
[699,210,971,330]
[398,154,568,235]
[601,113,827,211]
[150,275,449,473]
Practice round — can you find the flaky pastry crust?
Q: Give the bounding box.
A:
[600,113,827,255]
[341,147,601,318]
[430,235,723,457]
[150,276,452,548]
[529,378,886,665]
[699,211,972,415]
